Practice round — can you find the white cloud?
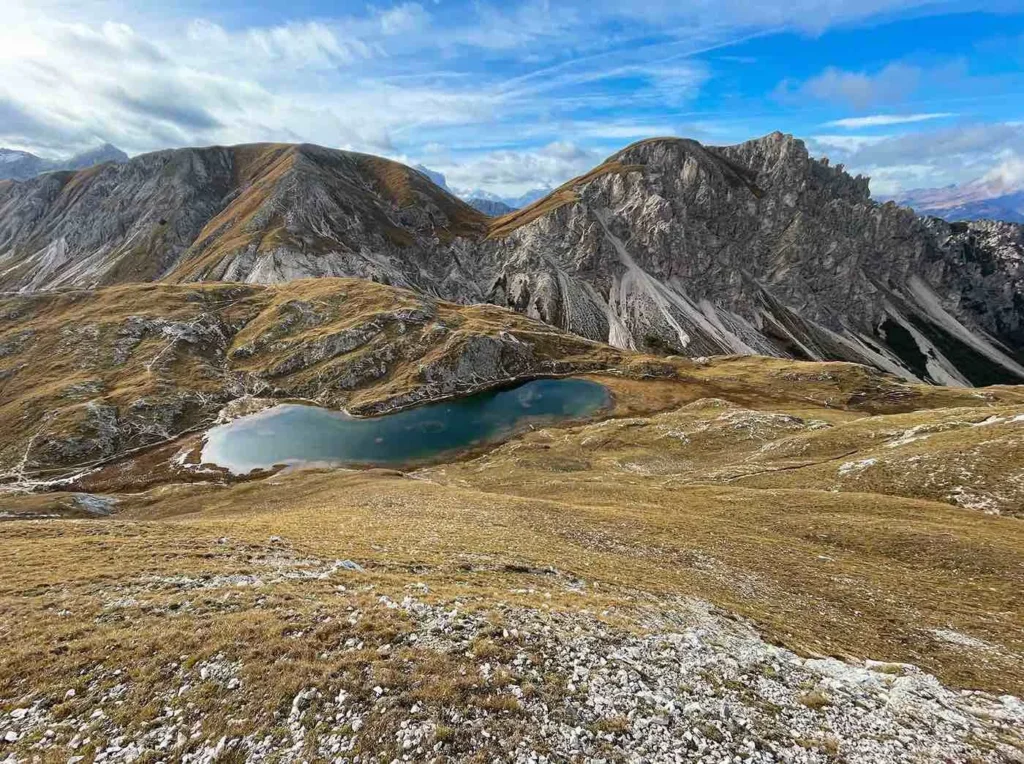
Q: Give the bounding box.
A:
[572,122,679,140]
[808,134,890,153]
[0,0,1011,197]
[824,113,956,129]
[378,3,431,36]
[981,154,1024,192]
[776,63,921,109]
[438,141,604,197]
[0,15,500,157]
[808,123,1024,196]
[188,20,375,70]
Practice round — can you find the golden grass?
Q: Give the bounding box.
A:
[4,457,1022,703]
[171,145,299,281]
[4,280,1024,742]
[0,279,638,478]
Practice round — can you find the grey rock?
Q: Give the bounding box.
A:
[71,494,117,515]
[479,134,1024,386]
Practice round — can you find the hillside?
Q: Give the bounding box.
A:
[0,278,638,483]
[0,143,486,292]
[481,135,1024,387]
[1,134,1022,388]
[2,346,1024,761]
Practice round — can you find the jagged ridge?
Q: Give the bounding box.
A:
[0,133,1022,387]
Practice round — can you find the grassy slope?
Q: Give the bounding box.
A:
[3,370,1023,695]
[2,286,1024,759]
[0,279,636,479]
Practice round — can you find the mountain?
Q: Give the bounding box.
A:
[0,142,487,289]
[60,143,129,171]
[480,134,1024,388]
[456,186,552,211]
[1,133,1022,387]
[413,163,449,190]
[897,174,1024,223]
[412,170,517,213]
[465,197,514,216]
[0,143,128,181]
[411,167,551,212]
[507,187,553,208]
[4,142,1024,764]
[0,149,47,181]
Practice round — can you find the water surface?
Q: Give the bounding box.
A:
[202,378,609,474]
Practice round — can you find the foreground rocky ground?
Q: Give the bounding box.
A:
[3,582,1022,763]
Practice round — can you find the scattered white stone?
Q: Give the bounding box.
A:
[839,458,877,476]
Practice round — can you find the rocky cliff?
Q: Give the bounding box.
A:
[480,134,1024,387]
[0,143,487,293]
[1,134,1022,386]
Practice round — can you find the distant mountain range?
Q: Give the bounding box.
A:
[0,144,128,181]
[896,163,1024,223]
[412,164,547,215]
[1,134,1022,388]
[459,187,551,214]
[464,198,515,216]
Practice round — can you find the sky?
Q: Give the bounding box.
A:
[1,0,1023,198]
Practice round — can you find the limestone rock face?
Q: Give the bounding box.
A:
[0,143,487,294]
[1,134,1022,386]
[479,134,1024,386]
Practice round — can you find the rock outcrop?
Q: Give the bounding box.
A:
[480,135,1024,386]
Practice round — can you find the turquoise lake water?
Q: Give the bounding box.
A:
[201,378,610,474]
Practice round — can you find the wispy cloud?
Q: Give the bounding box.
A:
[0,0,1018,195]
[824,113,957,128]
[775,63,922,110]
[981,154,1024,191]
[424,141,604,197]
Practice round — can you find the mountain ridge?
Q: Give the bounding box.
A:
[1,132,1022,388]
[0,143,128,181]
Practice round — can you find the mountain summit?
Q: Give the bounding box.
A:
[1,133,1021,386]
[0,143,128,181]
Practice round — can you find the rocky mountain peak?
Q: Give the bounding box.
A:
[0,135,1021,388]
[63,143,129,170]
[482,133,1023,385]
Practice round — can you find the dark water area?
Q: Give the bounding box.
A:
[201,378,610,474]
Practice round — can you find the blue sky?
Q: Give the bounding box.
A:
[2,0,1023,197]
